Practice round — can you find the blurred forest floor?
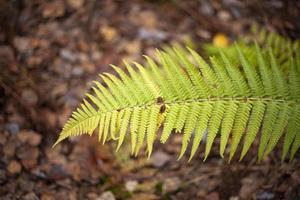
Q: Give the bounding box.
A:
[1,0,300,200]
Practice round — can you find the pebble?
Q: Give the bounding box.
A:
[96,191,116,200]
[199,2,214,16]
[60,49,77,63]
[67,0,85,9]
[5,122,20,135]
[218,10,231,21]
[21,89,39,106]
[72,66,84,77]
[151,151,171,168]
[18,178,35,192]
[23,192,39,200]
[125,180,138,192]
[206,192,220,200]
[13,37,31,53]
[99,25,118,42]
[163,177,181,192]
[138,28,166,41]
[7,160,22,174]
[17,146,39,169]
[139,11,157,29]
[256,191,275,200]
[3,142,16,159]
[239,174,264,199]
[47,164,69,180]
[0,133,7,145]
[42,1,65,18]
[17,130,41,146]
[41,194,54,200]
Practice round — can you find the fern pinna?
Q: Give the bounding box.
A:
[54,42,300,162]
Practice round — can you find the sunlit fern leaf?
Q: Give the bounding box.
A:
[129,107,142,154]
[282,106,300,161]
[263,104,291,158]
[179,102,201,159]
[220,101,238,157]
[240,101,265,160]
[189,102,213,161]
[229,103,252,161]
[54,41,300,162]
[290,127,300,161]
[204,101,226,160]
[135,107,150,155]
[146,105,161,156]
[258,103,280,161]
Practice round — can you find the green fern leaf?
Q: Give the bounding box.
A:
[54,40,300,162]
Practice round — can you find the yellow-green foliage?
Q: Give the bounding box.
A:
[54,36,300,162]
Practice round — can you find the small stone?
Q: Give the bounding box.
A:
[21,89,38,106]
[7,160,22,174]
[43,110,57,128]
[256,191,275,200]
[97,191,115,200]
[125,180,138,192]
[0,45,17,72]
[82,62,95,73]
[18,178,35,192]
[206,192,220,200]
[163,177,181,192]
[138,28,166,41]
[87,192,98,199]
[124,40,141,55]
[60,49,77,62]
[47,164,69,180]
[197,189,208,198]
[197,29,211,39]
[239,174,264,199]
[27,56,43,67]
[41,194,54,200]
[218,10,231,21]
[91,50,102,62]
[139,11,157,29]
[67,0,84,9]
[3,142,16,159]
[55,190,70,199]
[17,130,41,146]
[0,133,7,144]
[99,25,118,42]
[13,37,30,53]
[23,192,39,200]
[5,122,20,134]
[17,146,39,170]
[200,2,214,16]
[151,151,170,168]
[43,0,65,18]
[72,66,84,77]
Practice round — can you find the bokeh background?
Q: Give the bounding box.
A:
[1,0,300,199]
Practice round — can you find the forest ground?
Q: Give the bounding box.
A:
[1,0,300,199]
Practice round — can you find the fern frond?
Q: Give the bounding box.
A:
[54,41,300,162]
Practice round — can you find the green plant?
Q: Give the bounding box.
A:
[203,26,300,71]
[54,35,300,162]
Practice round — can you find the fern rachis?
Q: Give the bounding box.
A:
[54,40,300,162]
